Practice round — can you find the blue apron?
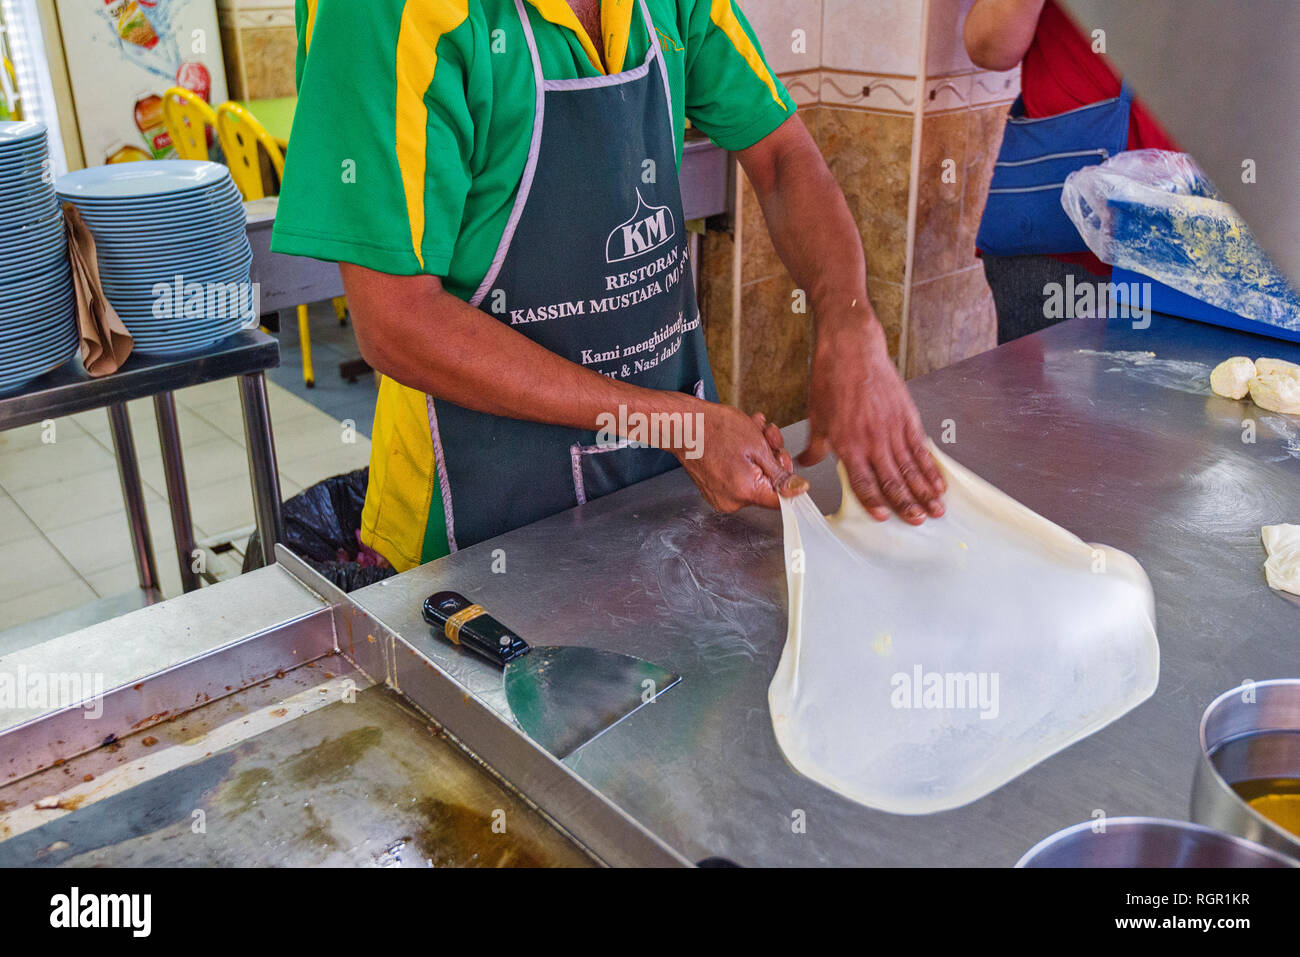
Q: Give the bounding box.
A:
[976,83,1131,256]
[424,0,716,551]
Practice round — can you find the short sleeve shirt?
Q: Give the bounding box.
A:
[271,0,796,301]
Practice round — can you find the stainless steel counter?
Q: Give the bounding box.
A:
[349,314,1300,866]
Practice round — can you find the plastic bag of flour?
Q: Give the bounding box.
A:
[1061,149,1300,327]
[770,447,1159,814]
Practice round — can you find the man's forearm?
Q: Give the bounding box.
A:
[340,264,697,446]
[737,117,875,339]
[736,115,947,522]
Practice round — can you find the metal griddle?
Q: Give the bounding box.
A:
[0,672,593,867]
[0,551,685,866]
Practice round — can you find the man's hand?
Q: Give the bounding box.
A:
[798,305,946,525]
[675,402,808,512]
[737,116,947,525]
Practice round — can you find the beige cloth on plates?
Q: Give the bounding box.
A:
[63,202,132,376]
[771,446,1160,814]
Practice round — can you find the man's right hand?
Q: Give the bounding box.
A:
[674,401,808,512]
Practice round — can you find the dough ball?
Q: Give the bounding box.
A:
[1261,524,1300,596]
[1247,357,1300,415]
[1209,356,1256,399]
[1254,357,1300,377]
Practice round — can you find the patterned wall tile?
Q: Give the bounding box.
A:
[970,66,1021,106]
[737,273,813,425]
[815,106,913,286]
[913,109,967,283]
[819,70,917,113]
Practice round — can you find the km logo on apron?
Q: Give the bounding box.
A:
[606,189,677,263]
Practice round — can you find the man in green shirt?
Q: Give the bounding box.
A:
[273,0,946,571]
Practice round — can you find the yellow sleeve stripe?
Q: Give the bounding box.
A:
[303,0,318,53]
[395,0,469,270]
[709,0,787,111]
[528,0,606,74]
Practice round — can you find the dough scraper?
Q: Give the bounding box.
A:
[423,591,681,759]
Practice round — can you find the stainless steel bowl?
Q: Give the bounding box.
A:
[1016,817,1298,868]
[1191,678,1300,860]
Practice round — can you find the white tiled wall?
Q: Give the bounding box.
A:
[821,0,923,76]
[744,0,1018,114]
[926,0,978,76]
[741,0,823,76]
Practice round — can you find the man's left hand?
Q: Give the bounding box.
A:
[798,305,947,525]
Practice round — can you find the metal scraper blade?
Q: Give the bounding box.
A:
[503,645,681,760]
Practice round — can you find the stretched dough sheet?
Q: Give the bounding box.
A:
[771,447,1160,814]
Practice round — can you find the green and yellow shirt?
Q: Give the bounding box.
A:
[272,0,795,570]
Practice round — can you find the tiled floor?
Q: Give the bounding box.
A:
[0,372,372,632]
[267,301,380,434]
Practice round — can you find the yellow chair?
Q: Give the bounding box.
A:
[216,102,348,387]
[215,101,284,200]
[2,57,20,120]
[161,87,217,161]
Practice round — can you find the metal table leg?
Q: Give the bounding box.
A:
[106,402,160,597]
[238,371,284,567]
[153,391,202,593]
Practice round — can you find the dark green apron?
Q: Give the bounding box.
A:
[427,0,716,551]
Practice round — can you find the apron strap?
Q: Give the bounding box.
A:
[471,0,546,307]
[636,0,659,65]
[512,0,545,89]
[637,0,676,145]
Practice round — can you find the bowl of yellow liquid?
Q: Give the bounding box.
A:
[1192,679,1300,861]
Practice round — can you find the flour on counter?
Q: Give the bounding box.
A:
[1073,349,1214,395]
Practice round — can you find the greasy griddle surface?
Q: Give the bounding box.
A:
[0,679,592,868]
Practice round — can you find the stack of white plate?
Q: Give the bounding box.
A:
[0,121,77,394]
[56,160,253,357]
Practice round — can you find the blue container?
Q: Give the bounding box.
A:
[1113,266,1300,345]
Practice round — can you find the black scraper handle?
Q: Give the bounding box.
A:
[422,591,531,668]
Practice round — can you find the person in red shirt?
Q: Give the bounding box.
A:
[966,0,1180,342]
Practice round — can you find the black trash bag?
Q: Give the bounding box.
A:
[243,467,397,592]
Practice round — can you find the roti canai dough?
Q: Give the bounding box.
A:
[1248,357,1300,414]
[1261,524,1300,597]
[771,446,1160,815]
[1209,357,1256,399]
[1255,357,1300,377]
